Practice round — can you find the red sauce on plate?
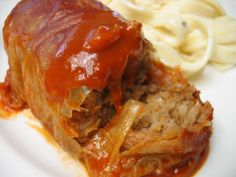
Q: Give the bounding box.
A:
[1,1,210,177]
[0,71,26,116]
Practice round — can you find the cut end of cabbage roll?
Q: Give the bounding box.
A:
[1,0,213,177]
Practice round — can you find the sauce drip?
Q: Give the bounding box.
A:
[0,71,26,115]
[44,1,143,107]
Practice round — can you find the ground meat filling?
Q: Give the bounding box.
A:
[68,54,212,151]
[67,90,116,145]
[121,60,212,153]
[61,49,212,176]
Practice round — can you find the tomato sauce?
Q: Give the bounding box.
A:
[3,0,143,109]
[144,147,209,177]
[1,1,210,177]
[85,146,209,177]
[0,71,26,116]
[43,1,143,107]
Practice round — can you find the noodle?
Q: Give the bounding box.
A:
[100,0,236,76]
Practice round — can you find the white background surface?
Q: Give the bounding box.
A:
[0,0,236,177]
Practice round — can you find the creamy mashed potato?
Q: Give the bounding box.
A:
[100,0,236,76]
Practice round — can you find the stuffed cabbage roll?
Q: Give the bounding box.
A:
[1,0,213,176]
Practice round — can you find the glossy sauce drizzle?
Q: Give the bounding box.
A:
[1,1,209,177]
[44,1,143,108]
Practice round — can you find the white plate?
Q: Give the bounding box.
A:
[0,1,236,177]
